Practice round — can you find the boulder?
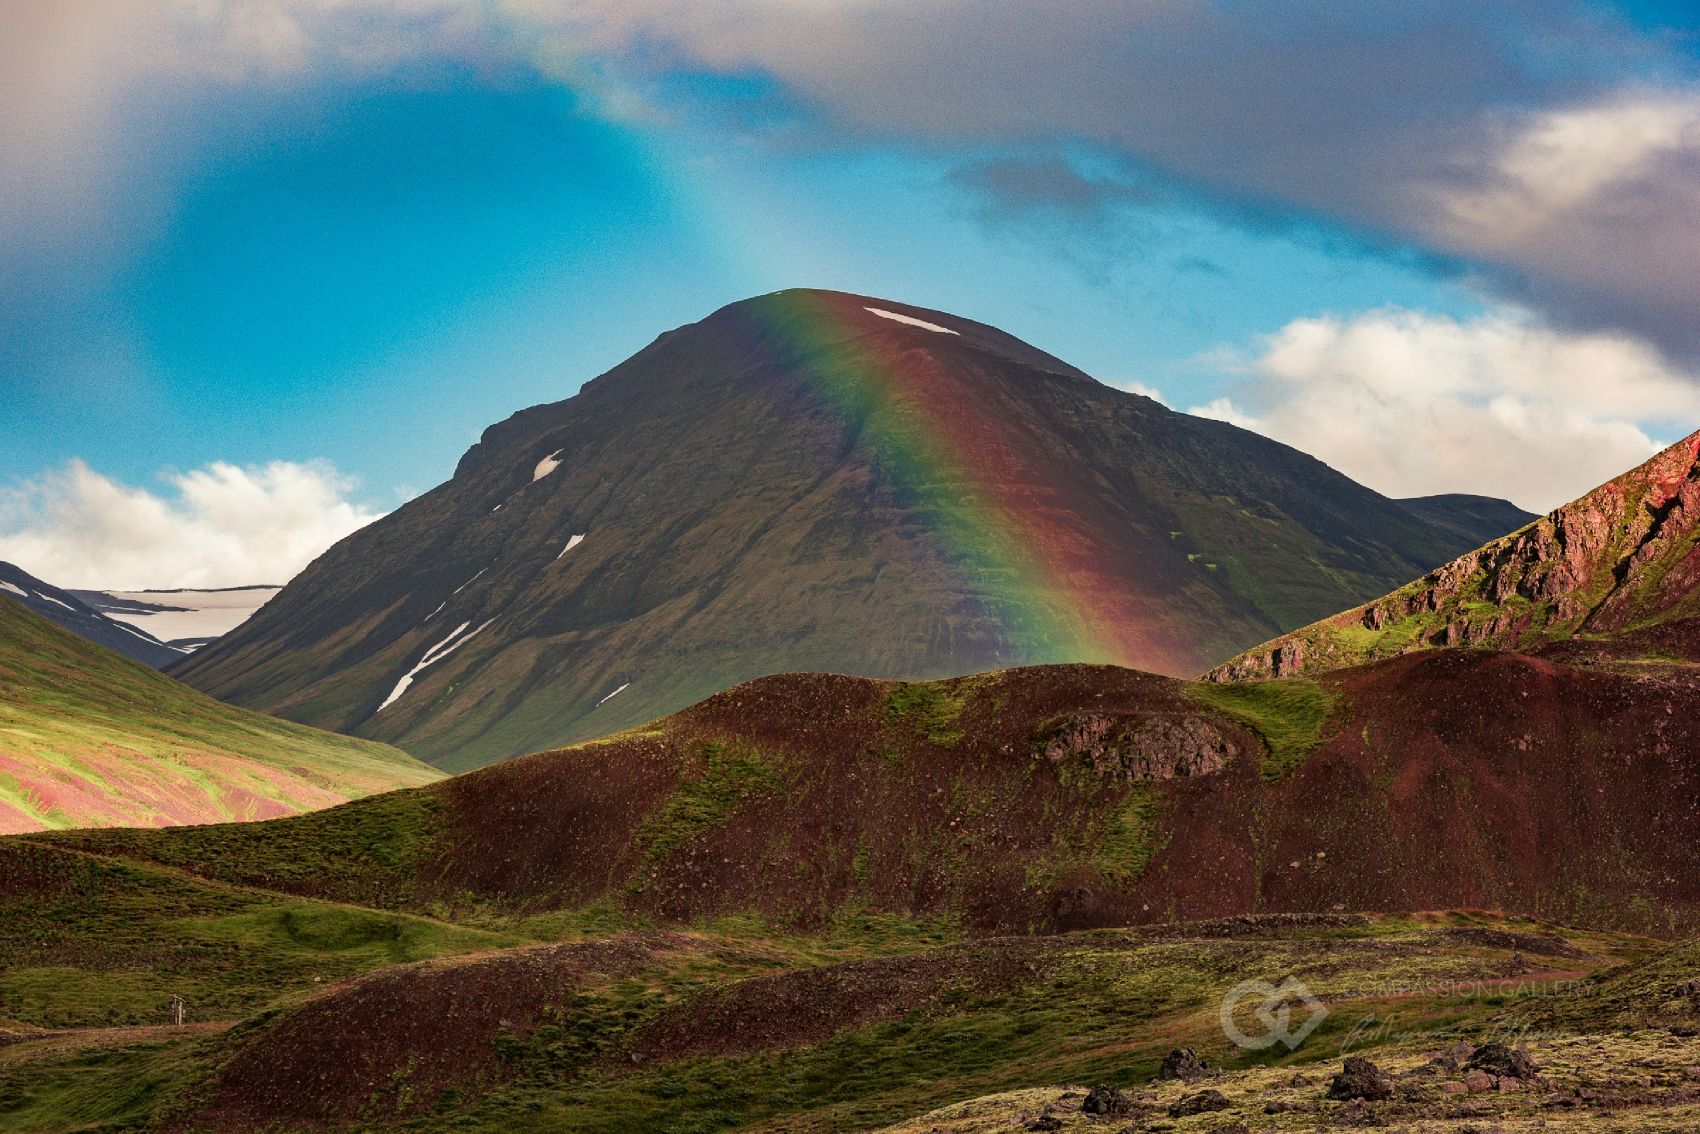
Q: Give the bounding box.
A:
[1157,1046,1214,1082]
[1080,1084,1134,1117]
[1465,1042,1539,1081]
[1168,1088,1232,1116]
[1328,1056,1394,1101]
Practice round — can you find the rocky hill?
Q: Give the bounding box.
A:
[170,289,1526,769]
[1209,430,1700,681]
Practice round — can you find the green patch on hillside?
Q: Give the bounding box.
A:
[0,841,515,1029]
[1090,785,1165,883]
[634,741,788,863]
[0,1030,213,1134]
[885,681,968,746]
[29,788,449,911]
[1188,678,1339,781]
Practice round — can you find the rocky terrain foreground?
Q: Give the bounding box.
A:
[879,1031,1700,1133]
[1,909,1695,1132]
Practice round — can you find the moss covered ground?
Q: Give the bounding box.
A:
[0,900,1682,1133]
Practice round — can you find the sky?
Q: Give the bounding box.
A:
[3,1,1700,588]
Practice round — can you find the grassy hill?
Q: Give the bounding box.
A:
[0,594,441,832]
[0,877,1684,1133]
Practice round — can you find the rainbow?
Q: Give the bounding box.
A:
[724,289,1183,673]
[413,14,1182,671]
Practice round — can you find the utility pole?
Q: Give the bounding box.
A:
[170,995,186,1026]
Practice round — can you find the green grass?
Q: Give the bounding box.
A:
[30,788,447,910]
[1187,677,1339,781]
[1090,785,1165,882]
[0,897,1654,1133]
[885,682,967,747]
[634,741,790,863]
[0,596,439,831]
[0,840,515,1028]
[0,1032,213,1134]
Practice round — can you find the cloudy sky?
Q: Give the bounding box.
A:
[4,0,1700,587]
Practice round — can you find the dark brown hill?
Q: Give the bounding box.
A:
[170,289,1519,769]
[43,652,1700,936]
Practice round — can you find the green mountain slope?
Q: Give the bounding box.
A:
[1210,429,1700,680]
[0,594,442,832]
[171,289,1523,770]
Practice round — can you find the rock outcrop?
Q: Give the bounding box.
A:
[1209,430,1700,682]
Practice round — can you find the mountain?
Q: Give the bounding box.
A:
[44,655,1700,935]
[171,290,1526,769]
[0,561,184,667]
[70,584,282,652]
[1393,493,1537,550]
[1210,430,1700,681]
[0,591,441,832]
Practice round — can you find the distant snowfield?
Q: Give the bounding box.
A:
[557,533,585,560]
[596,682,629,705]
[0,582,24,598]
[865,306,958,335]
[95,587,281,645]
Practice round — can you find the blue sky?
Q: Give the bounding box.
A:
[3,1,1700,586]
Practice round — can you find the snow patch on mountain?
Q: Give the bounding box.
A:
[557,534,586,560]
[426,569,490,621]
[92,587,279,646]
[114,620,188,650]
[376,619,493,713]
[0,582,25,598]
[865,307,958,335]
[532,450,565,481]
[596,682,629,705]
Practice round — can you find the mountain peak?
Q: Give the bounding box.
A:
[176,292,1529,770]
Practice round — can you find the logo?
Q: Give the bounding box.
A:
[1219,977,1328,1050]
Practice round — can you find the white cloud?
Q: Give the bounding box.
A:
[0,459,383,589]
[1117,379,1167,405]
[1425,89,1700,355]
[6,2,1700,358]
[1200,308,1700,513]
[1185,396,1259,430]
